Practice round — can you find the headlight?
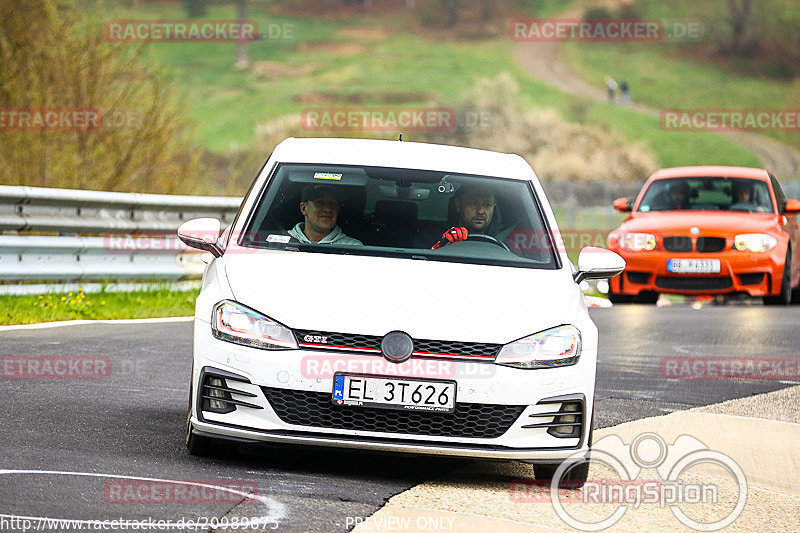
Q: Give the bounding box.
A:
[212,300,297,350]
[734,234,777,253]
[494,325,581,369]
[618,233,657,251]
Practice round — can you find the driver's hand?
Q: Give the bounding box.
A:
[431,226,468,250]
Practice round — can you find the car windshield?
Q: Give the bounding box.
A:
[637,177,773,213]
[240,163,559,269]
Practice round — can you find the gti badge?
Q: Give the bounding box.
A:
[303,335,328,344]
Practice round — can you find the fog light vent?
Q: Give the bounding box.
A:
[524,396,584,439]
[200,371,263,414]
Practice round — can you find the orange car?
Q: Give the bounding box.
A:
[607,166,800,305]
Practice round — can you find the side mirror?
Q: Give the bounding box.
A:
[177,218,223,257]
[573,247,625,284]
[783,199,800,214]
[613,197,632,212]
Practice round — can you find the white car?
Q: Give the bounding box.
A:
[178,137,624,486]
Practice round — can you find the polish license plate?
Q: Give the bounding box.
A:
[332,373,456,413]
[667,259,721,274]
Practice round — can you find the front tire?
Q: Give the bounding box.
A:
[607,281,634,304]
[764,248,792,306]
[533,460,590,489]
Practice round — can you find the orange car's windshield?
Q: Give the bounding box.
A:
[637,177,773,213]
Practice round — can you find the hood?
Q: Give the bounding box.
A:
[222,250,579,345]
[621,211,779,235]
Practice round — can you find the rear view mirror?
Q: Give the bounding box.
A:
[784,199,800,214]
[177,218,223,257]
[573,247,625,283]
[613,197,632,212]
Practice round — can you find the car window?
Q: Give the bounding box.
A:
[241,163,559,269]
[637,177,773,213]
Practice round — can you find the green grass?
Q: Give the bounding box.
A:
[0,288,198,325]
[561,0,800,154]
[97,1,761,170]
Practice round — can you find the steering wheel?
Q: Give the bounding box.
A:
[465,233,510,251]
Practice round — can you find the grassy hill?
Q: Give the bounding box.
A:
[101,0,761,173]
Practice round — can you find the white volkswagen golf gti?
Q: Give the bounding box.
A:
[178,137,623,485]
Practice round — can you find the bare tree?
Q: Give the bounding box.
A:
[0,0,200,193]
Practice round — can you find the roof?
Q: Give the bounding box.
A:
[270,137,535,180]
[650,166,770,181]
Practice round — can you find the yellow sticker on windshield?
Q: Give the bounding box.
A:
[314,172,342,180]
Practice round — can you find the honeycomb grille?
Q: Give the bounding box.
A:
[262,387,525,438]
[295,330,501,359]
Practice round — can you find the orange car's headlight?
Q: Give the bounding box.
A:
[733,234,777,253]
[618,233,657,252]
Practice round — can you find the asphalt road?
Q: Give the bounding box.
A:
[1,305,798,532]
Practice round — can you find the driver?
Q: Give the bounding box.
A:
[430,185,499,250]
[732,181,752,204]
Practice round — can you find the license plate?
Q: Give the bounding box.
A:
[667,259,721,274]
[332,373,456,413]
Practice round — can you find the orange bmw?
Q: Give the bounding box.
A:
[607,166,800,305]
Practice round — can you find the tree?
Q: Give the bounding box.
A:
[0,0,200,193]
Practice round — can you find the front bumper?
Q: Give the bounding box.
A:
[609,247,783,296]
[189,321,596,462]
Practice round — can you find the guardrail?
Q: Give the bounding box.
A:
[0,185,242,284]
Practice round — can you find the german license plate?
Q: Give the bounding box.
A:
[667,259,721,274]
[332,373,456,413]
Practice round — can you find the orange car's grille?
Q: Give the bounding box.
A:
[663,237,692,252]
[662,236,727,253]
[696,237,726,253]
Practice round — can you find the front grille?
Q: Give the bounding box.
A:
[696,237,726,253]
[626,271,650,284]
[655,276,733,291]
[739,273,765,285]
[263,387,525,439]
[663,236,692,252]
[294,329,501,359]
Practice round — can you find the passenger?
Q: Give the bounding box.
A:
[288,185,362,245]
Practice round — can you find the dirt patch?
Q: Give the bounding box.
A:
[298,41,366,56]
[335,26,389,42]
[251,61,318,80]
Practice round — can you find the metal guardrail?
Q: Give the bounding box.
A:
[0,185,241,233]
[0,185,242,284]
